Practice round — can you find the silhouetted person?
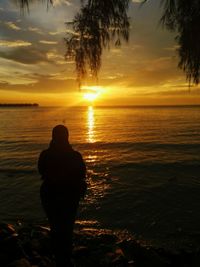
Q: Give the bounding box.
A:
[38,125,86,267]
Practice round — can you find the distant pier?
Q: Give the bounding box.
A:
[0,103,39,107]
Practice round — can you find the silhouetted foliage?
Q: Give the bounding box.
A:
[160,0,200,85]
[16,0,53,12]
[64,0,129,86]
[16,0,200,85]
[17,0,129,86]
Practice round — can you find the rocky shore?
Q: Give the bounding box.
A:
[0,223,200,267]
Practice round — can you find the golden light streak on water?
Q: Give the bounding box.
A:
[87,106,95,143]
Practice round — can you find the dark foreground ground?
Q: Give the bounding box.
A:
[0,223,200,267]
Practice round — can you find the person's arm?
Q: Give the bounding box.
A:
[80,155,86,180]
[77,152,87,197]
[38,150,47,178]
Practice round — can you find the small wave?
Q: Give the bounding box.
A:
[0,140,31,145]
[112,161,200,170]
[1,140,200,151]
[0,168,37,175]
[74,141,200,150]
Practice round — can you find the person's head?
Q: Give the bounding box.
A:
[52,125,69,144]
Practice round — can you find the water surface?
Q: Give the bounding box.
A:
[0,106,200,249]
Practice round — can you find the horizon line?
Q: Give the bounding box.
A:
[1,104,200,108]
[39,104,200,108]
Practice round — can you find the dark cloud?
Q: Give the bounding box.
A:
[0,73,77,93]
[0,47,51,64]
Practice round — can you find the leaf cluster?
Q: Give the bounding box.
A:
[15,0,200,85]
[16,0,53,12]
[161,0,200,84]
[64,0,130,86]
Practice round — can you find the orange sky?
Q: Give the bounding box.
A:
[0,0,200,106]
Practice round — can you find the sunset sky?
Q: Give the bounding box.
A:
[0,0,200,106]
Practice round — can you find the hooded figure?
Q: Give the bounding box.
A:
[38,125,86,267]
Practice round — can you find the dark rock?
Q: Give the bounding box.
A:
[2,223,200,267]
[111,256,128,267]
[0,235,26,266]
[0,223,17,241]
[118,239,170,267]
[18,225,52,257]
[97,233,118,244]
[8,258,31,267]
[73,246,89,258]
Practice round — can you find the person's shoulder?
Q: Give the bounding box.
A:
[39,149,49,158]
[72,149,83,159]
[73,150,82,156]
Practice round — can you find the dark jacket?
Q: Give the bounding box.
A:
[38,142,87,198]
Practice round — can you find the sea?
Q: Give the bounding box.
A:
[0,105,200,250]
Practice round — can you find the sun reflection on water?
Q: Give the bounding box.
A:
[87,106,95,143]
[84,106,111,210]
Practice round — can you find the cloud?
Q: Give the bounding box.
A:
[0,40,32,47]
[99,55,184,89]
[49,30,66,35]
[0,74,77,94]
[28,27,44,35]
[155,88,200,96]
[132,0,143,3]
[5,21,21,31]
[164,45,180,52]
[53,0,72,6]
[39,40,58,45]
[46,50,65,64]
[0,47,50,64]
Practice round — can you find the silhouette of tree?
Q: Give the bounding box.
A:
[17,0,129,86]
[16,0,52,11]
[64,0,129,86]
[160,0,200,85]
[17,0,200,85]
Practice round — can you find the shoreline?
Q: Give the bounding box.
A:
[0,223,200,267]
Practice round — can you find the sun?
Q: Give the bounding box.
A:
[81,86,102,102]
[83,92,99,101]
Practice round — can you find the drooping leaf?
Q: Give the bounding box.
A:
[160,0,200,84]
[65,0,130,86]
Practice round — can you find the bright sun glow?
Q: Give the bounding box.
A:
[83,92,98,101]
[81,86,102,102]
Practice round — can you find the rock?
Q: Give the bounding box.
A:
[2,223,200,267]
[8,258,31,267]
[0,223,17,241]
[0,235,26,266]
[118,239,170,267]
[127,260,134,266]
[29,250,42,265]
[36,256,54,267]
[111,254,128,267]
[73,246,89,258]
[18,225,52,256]
[115,248,125,257]
[98,233,118,244]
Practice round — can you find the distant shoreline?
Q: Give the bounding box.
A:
[0,103,39,107]
[32,104,200,108]
[1,104,200,108]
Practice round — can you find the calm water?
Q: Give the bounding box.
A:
[0,106,200,249]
